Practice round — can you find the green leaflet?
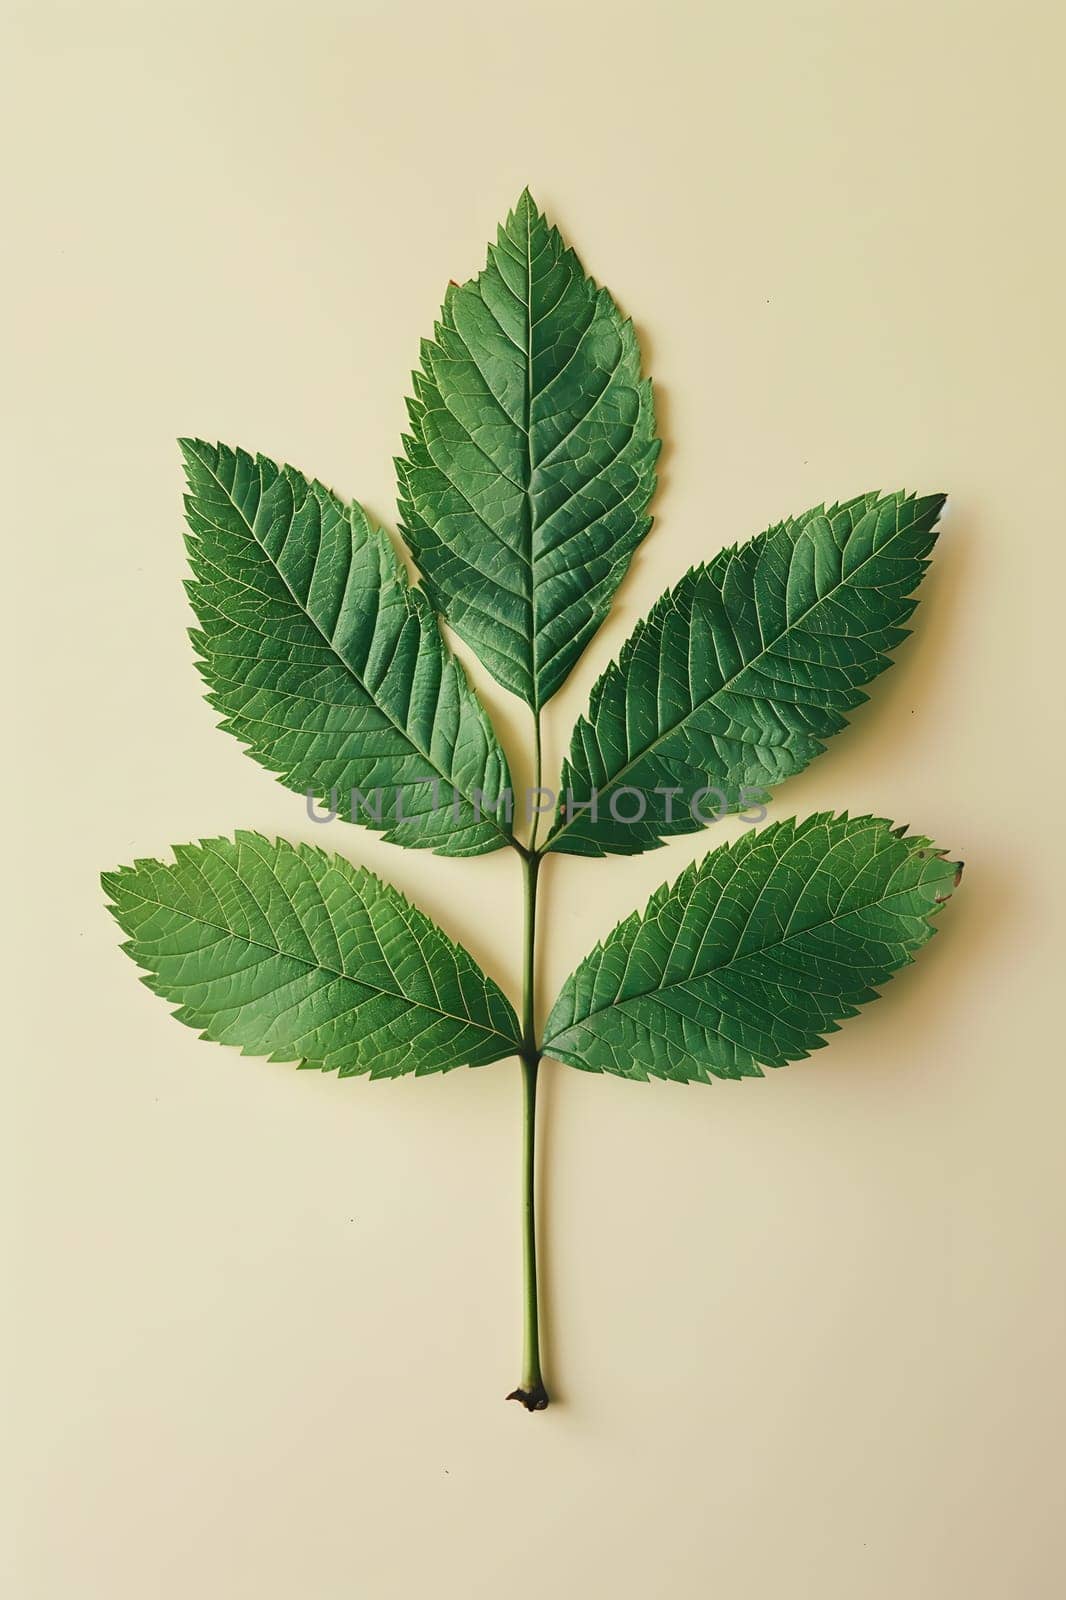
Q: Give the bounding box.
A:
[544,492,944,856]
[182,441,513,857]
[396,190,659,709]
[542,814,961,1083]
[102,833,521,1077]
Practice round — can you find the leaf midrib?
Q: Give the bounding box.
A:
[545,508,914,848]
[522,198,539,709]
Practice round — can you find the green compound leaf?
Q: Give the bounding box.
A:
[102,833,521,1078]
[545,492,944,857]
[542,814,962,1083]
[182,440,513,857]
[396,189,659,710]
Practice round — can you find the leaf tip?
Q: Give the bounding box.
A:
[177,435,209,466]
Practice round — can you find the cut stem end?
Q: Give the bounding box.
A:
[506,1382,550,1412]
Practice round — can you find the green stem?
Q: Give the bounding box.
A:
[530,706,544,853]
[508,848,548,1411]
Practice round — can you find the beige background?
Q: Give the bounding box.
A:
[5,1,1065,1595]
